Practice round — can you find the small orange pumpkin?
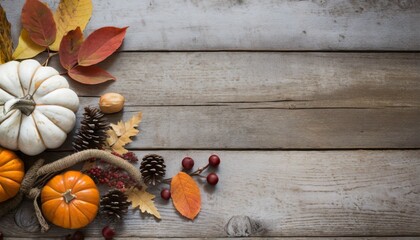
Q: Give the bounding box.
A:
[41,171,100,229]
[0,148,24,203]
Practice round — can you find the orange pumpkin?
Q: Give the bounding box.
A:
[41,171,100,229]
[0,148,24,203]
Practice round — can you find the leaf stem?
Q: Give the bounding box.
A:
[42,51,58,66]
[163,163,209,183]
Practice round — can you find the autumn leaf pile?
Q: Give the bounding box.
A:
[0,0,127,84]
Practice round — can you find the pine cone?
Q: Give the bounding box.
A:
[140,154,166,186]
[100,190,131,221]
[73,107,109,152]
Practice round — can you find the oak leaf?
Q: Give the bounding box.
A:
[21,0,56,47]
[106,112,142,154]
[59,27,84,70]
[0,5,13,63]
[50,0,93,51]
[12,29,46,60]
[126,186,161,219]
[171,172,201,220]
[78,26,128,66]
[68,65,116,84]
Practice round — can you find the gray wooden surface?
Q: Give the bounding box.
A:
[1,151,420,238]
[3,0,420,51]
[1,0,420,239]
[59,52,420,150]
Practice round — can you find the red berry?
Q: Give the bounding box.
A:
[161,188,171,200]
[209,154,220,167]
[102,226,115,239]
[182,157,194,170]
[207,173,219,185]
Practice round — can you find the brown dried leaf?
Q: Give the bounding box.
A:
[111,121,126,136]
[0,5,13,63]
[106,112,142,154]
[106,129,119,147]
[126,186,161,219]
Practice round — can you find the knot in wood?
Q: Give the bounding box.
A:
[225,215,264,237]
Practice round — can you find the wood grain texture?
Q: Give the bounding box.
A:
[1,150,419,238]
[48,52,420,149]
[9,238,420,240]
[6,238,420,240]
[3,0,420,51]
[66,104,420,149]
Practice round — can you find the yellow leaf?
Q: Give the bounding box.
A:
[13,29,46,60]
[125,113,142,130]
[126,186,161,219]
[0,5,13,63]
[106,112,142,154]
[49,0,93,51]
[110,143,127,154]
[112,121,126,136]
[106,129,119,146]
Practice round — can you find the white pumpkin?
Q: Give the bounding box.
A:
[0,60,79,156]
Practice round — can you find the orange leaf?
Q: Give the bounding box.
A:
[78,26,128,66]
[68,65,116,85]
[59,27,84,70]
[171,172,201,220]
[21,0,56,47]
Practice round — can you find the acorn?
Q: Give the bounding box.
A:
[99,93,125,114]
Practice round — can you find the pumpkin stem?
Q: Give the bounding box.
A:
[62,189,76,203]
[3,95,35,116]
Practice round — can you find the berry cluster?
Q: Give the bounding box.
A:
[86,166,137,191]
[111,151,139,163]
[161,154,221,200]
[85,152,140,191]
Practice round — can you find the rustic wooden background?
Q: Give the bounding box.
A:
[1,0,420,239]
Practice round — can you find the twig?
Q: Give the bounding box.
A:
[42,51,58,66]
[163,164,210,183]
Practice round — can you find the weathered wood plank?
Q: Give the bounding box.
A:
[50,52,420,149]
[9,238,420,240]
[7,238,420,240]
[3,0,420,51]
[1,150,419,238]
[63,103,420,149]
[67,52,420,107]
